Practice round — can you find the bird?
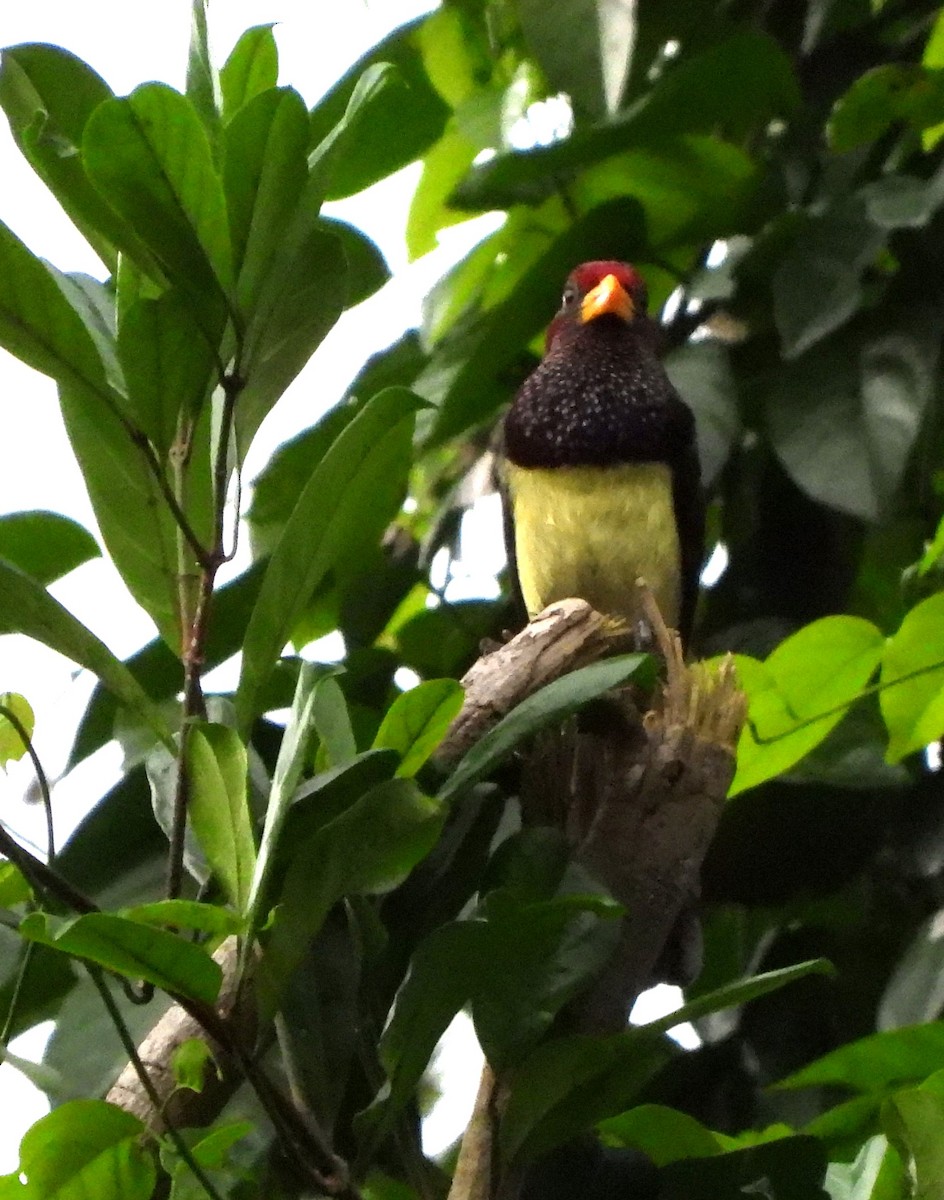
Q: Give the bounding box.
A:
[501,260,704,648]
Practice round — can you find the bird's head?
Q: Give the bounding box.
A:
[546,260,648,353]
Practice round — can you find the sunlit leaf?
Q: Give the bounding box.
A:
[880,592,944,762]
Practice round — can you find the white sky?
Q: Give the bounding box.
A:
[0,1,693,1169]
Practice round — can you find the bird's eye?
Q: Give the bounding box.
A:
[561,284,578,309]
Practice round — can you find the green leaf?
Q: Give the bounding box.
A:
[236,224,346,454]
[658,1136,828,1200]
[451,33,798,212]
[320,217,390,307]
[0,693,34,768]
[406,123,482,261]
[222,86,309,320]
[768,317,940,522]
[116,288,217,456]
[83,84,233,315]
[0,216,119,403]
[0,44,157,275]
[599,1104,726,1165]
[120,899,244,937]
[57,381,199,649]
[259,777,443,1015]
[373,679,464,777]
[171,1037,215,1094]
[438,654,652,805]
[0,511,100,585]
[236,387,425,729]
[772,203,885,360]
[220,25,278,123]
[19,911,222,1003]
[308,21,449,200]
[311,674,358,768]
[828,64,944,153]
[185,0,220,142]
[728,617,884,795]
[186,722,257,914]
[883,1087,944,1200]
[518,0,606,119]
[17,1100,155,1200]
[0,558,172,750]
[501,959,831,1163]
[880,592,944,762]
[880,910,944,1030]
[778,1023,944,1094]
[664,342,739,488]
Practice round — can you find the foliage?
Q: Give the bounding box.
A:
[0,1,941,1197]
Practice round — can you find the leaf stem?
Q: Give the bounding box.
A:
[0,703,54,860]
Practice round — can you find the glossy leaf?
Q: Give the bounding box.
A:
[373,678,464,777]
[220,25,278,123]
[222,86,310,319]
[0,693,34,768]
[438,653,652,805]
[259,777,443,1014]
[728,617,884,796]
[0,558,172,749]
[778,1023,944,1094]
[236,387,424,729]
[0,511,100,585]
[186,722,256,914]
[16,1100,154,1200]
[116,287,217,456]
[308,21,448,200]
[880,592,944,762]
[19,911,222,1003]
[0,44,156,274]
[83,83,233,314]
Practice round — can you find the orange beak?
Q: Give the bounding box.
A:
[580,273,634,324]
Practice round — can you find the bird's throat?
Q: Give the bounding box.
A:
[506,462,681,629]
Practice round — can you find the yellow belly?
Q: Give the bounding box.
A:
[506,462,681,628]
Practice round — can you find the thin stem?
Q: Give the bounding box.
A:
[0,820,96,915]
[0,703,54,860]
[130,427,212,570]
[86,965,227,1200]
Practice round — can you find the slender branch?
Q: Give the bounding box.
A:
[87,965,227,1200]
[0,703,54,860]
[129,427,212,570]
[0,820,96,915]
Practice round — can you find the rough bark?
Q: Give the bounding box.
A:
[446,594,746,1200]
